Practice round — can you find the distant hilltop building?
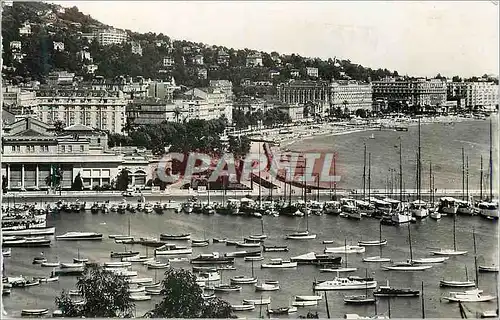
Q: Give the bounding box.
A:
[130,41,142,55]
[217,49,230,66]
[53,41,64,52]
[306,67,319,78]
[82,28,128,46]
[246,52,263,67]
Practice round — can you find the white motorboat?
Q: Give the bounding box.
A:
[2,226,55,236]
[439,197,458,215]
[313,277,377,291]
[56,232,103,241]
[242,297,271,305]
[409,200,429,218]
[122,255,154,263]
[442,288,496,302]
[236,241,261,248]
[478,201,499,219]
[430,211,441,220]
[295,295,322,301]
[146,288,162,295]
[324,245,365,254]
[230,275,257,284]
[261,258,297,269]
[155,244,192,255]
[196,271,221,282]
[231,304,255,311]
[255,282,280,291]
[213,284,242,292]
[2,248,11,257]
[110,269,138,277]
[412,257,449,264]
[292,300,318,307]
[391,211,413,224]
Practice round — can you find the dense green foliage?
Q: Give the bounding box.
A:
[147,268,234,318]
[71,172,84,191]
[116,169,130,191]
[232,107,292,130]
[108,117,253,157]
[55,265,135,317]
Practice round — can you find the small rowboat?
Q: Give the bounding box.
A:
[21,309,49,316]
[412,257,448,264]
[213,284,242,292]
[255,282,280,291]
[244,256,264,262]
[295,295,322,301]
[231,304,255,311]
[358,239,388,246]
[40,262,60,268]
[320,267,357,273]
[363,256,391,263]
[127,286,145,293]
[292,300,318,307]
[343,295,376,304]
[145,288,162,295]
[243,297,271,305]
[230,276,257,284]
[145,261,170,269]
[440,280,476,287]
[127,277,153,284]
[267,306,297,315]
[479,265,499,273]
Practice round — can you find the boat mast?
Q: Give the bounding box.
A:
[317,173,320,202]
[207,178,210,204]
[333,153,337,200]
[466,155,469,202]
[399,138,403,203]
[258,143,262,209]
[379,223,383,258]
[473,228,478,289]
[421,281,425,319]
[418,117,421,203]
[368,153,371,203]
[429,162,432,205]
[365,268,368,297]
[480,155,483,201]
[453,214,457,252]
[363,144,367,200]
[344,238,348,268]
[462,147,465,201]
[408,224,413,262]
[489,117,493,201]
[288,159,292,207]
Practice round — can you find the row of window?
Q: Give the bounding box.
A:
[60,145,85,153]
[10,145,49,153]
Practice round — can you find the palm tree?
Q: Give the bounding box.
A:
[343,100,349,117]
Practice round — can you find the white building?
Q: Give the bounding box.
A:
[447,81,499,110]
[163,56,175,68]
[47,71,75,86]
[10,41,21,51]
[53,41,65,51]
[197,68,208,80]
[95,28,128,46]
[34,88,128,134]
[306,67,319,78]
[175,87,233,123]
[246,52,263,67]
[193,54,204,65]
[330,81,373,112]
[147,79,179,100]
[131,41,142,55]
[77,50,91,61]
[270,70,280,78]
[19,22,31,36]
[84,64,98,74]
[209,80,233,100]
[2,86,38,115]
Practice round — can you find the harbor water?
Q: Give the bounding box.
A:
[2,118,499,318]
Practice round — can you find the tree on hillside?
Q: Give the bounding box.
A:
[147,268,234,318]
[55,265,134,317]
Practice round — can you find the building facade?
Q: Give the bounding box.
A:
[306,67,319,78]
[277,80,329,108]
[89,28,128,46]
[330,81,373,112]
[447,81,499,110]
[372,78,447,107]
[209,80,233,100]
[147,79,179,101]
[246,52,263,67]
[34,87,127,134]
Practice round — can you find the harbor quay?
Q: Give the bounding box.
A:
[2,189,493,206]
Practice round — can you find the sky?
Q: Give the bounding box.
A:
[52,1,499,78]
